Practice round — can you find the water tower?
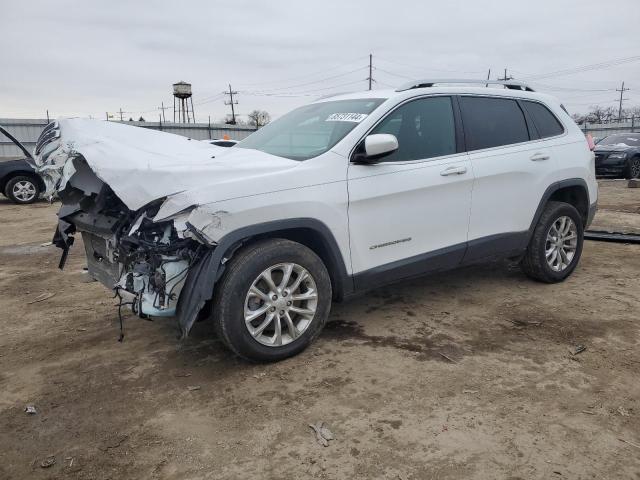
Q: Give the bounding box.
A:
[173,81,195,123]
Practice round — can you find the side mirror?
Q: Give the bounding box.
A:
[353,134,398,163]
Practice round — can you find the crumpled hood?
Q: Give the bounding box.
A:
[33,118,297,211]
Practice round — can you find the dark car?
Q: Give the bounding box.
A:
[0,125,45,204]
[594,133,640,179]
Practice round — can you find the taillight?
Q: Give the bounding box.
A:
[585,133,595,151]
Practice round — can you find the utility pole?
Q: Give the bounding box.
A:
[498,68,513,81]
[616,81,630,122]
[224,84,238,124]
[46,110,50,123]
[485,68,491,87]
[118,108,124,122]
[367,54,373,90]
[158,101,168,123]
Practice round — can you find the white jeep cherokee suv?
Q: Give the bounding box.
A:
[34,79,597,362]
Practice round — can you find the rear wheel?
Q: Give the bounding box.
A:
[212,238,332,362]
[521,201,584,283]
[624,156,640,179]
[5,175,40,204]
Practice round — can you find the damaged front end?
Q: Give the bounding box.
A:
[35,120,221,337]
[53,165,201,322]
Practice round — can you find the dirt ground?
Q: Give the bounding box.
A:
[1,180,639,480]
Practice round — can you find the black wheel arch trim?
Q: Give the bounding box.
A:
[175,218,352,337]
[527,178,592,243]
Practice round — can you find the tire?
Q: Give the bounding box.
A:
[212,238,332,362]
[4,175,40,204]
[520,201,584,283]
[623,156,640,179]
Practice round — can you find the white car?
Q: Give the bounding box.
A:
[34,79,597,362]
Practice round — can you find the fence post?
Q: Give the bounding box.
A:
[208,116,212,139]
[632,116,635,133]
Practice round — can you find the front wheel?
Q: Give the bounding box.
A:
[521,201,584,283]
[212,238,332,362]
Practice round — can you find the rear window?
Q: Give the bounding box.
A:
[522,101,564,138]
[459,96,529,151]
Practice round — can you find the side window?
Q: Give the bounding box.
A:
[459,96,529,150]
[370,96,456,162]
[522,101,565,138]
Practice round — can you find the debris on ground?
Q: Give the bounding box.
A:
[309,422,334,447]
[99,433,129,451]
[618,438,640,450]
[40,456,56,468]
[27,292,56,304]
[628,179,639,189]
[462,389,479,394]
[174,372,192,378]
[187,385,201,391]
[24,405,37,415]
[570,345,586,355]
[617,406,631,417]
[439,352,457,363]
[507,318,543,327]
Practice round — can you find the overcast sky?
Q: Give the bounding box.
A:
[2,0,639,122]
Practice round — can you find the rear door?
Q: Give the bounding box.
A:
[347,96,473,288]
[459,95,558,261]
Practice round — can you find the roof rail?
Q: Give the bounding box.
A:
[395,79,535,92]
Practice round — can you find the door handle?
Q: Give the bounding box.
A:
[440,166,467,176]
[530,153,550,161]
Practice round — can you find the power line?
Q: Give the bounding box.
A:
[248,66,368,94]
[241,78,367,97]
[374,67,413,80]
[236,56,367,88]
[522,55,640,81]
[375,56,486,75]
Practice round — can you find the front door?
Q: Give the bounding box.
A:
[347,96,473,289]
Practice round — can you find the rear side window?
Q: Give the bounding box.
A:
[459,96,529,151]
[522,101,565,138]
[370,96,456,162]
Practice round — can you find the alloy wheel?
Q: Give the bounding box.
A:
[244,263,318,347]
[545,216,578,272]
[631,158,640,179]
[12,180,37,202]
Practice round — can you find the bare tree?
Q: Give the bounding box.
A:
[247,110,271,128]
[585,105,616,124]
[571,113,586,125]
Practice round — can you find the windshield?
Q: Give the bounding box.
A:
[598,133,640,147]
[237,98,385,160]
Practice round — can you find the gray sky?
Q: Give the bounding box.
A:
[2,0,639,122]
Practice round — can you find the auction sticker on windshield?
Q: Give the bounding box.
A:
[326,113,368,123]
